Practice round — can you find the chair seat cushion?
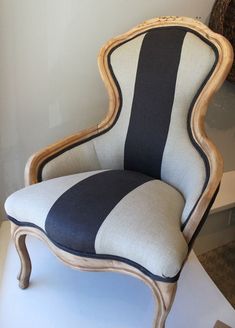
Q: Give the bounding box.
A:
[5,169,188,281]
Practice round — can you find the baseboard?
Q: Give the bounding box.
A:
[194,209,235,255]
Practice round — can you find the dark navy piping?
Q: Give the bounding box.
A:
[8,216,180,283]
[37,26,218,195]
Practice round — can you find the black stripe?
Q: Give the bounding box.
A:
[124,28,186,178]
[45,170,152,253]
[37,27,218,186]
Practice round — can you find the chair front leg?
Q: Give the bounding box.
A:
[11,223,32,289]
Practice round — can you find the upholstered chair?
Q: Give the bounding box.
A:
[5,17,233,328]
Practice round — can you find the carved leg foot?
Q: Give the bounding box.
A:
[14,233,32,289]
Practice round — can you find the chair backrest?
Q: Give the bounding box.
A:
[94,17,233,243]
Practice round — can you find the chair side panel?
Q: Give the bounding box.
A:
[161,32,217,225]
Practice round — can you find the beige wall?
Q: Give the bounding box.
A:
[206,81,235,172]
[0,0,219,219]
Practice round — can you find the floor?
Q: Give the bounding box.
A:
[199,241,235,308]
[0,221,235,328]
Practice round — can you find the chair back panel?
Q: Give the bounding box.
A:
[94,26,218,225]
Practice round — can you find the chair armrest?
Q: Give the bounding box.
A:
[24,125,101,186]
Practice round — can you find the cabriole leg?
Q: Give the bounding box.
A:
[12,224,32,289]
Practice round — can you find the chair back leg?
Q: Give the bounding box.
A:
[152,281,177,327]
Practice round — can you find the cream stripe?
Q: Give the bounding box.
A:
[94,33,146,169]
[161,32,216,224]
[95,180,187,278]
[41,140,101,181]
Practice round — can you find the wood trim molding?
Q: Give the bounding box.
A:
[11,223,176,328]
[181,21,233,242]
[25,16,233,190]
[98,15,233,244]
[24,125,99,186]
[19,16,234,327]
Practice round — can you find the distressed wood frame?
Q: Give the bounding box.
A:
[12,17,233,328]
[11,223,176,327]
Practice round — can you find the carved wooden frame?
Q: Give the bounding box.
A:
[11,223,176,327]
[12,17,233,328]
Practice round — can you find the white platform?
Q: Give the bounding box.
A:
[0,233,234,328]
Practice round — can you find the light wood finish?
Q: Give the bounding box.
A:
[214,320,233,328]
[11,222,31,289]
[24,16,233,242]
[181,24,233,242]
[24,125,98,186]
[16,17,233,327]
[11,223,176,328]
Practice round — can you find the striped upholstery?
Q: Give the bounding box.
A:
[42,27,217,226]
[5,25,219,282]
[5,170,187,280]
[95,28,216,225]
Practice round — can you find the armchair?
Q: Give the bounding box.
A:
[5,17,233,327]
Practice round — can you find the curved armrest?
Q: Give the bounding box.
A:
[24,125,101,186]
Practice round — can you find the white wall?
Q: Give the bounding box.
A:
[0,0,216,219]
